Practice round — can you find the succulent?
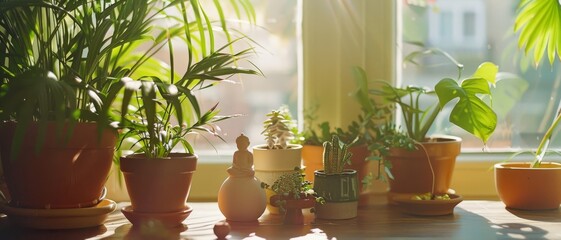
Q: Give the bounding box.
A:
[262,110,295,149]
[323,135,353,174]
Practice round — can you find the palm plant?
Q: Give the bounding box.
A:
[0,0,258,157]
[113,1,260,158]
[515,0,561,167]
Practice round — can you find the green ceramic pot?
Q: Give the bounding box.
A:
[313,169,358,219]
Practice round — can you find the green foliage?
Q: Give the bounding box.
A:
[322,135,353,175]
[514,0,561,167]
[113,2,259,158]
[261,167,324,207]
[355,51,499,144]
[262,107,295,149]
[515,0,561,66]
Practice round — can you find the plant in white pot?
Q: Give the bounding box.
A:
[0,1,158,224]
[253,107,303,214]
[494,0,561,210]
[354,51,501,203]
[313,135,359,220]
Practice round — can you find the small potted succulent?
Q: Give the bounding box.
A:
[313,135,359,219]
[262,168,323,225]
[253,107,303,214]
[354,51,500,202]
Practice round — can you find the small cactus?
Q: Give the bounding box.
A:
[262,110,294,149]
[323,135,352,174]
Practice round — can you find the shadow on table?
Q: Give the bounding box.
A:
[104,223,188,240]
[506,207,561,222]
[491,223,548,240]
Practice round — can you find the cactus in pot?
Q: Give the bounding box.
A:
[314,135,359,219]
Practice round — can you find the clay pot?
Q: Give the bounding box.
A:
[120,153,197,213]
[253,144,302,214]
[386,136,461,203]
[313,169,359,219]
[495,162,561,210]
[301,144,371,205]
[270,194,316,225]
[0,122,116,209]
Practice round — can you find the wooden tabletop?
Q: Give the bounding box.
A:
[1,194,561,239]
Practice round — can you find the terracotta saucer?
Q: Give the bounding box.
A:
[121,205,193,227]
[393,194,463,216]
[0,199,116,229]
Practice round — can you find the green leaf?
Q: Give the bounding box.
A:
[449,95,497,143]
[515,0,561,66]
[471,62,498,85]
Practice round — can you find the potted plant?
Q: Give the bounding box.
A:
[494,0,561,210]
[262,168,323,225]
[253,107,303,214]
[313,135,359,220]
[0,0,158,211]
[354,51,500,202]
[114,1,260,226]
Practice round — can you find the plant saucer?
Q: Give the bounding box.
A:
[0,199,116,229]
[121,205,193,227]
[393,194,463,216]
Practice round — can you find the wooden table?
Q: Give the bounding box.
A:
[1,195,561,239]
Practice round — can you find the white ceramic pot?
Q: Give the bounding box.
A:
[253,144,302,214]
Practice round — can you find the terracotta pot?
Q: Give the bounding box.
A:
[120,153,197,213]
[270,194,316,225]
[0,122,116,209]
[253,144,302,214]
[386,136,461,202]
[495,162,561,210]
[302,145,323,182]
[302,144,371,205]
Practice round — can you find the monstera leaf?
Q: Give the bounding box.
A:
[435,62,498,144]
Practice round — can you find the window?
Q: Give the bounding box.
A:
[190,0,300,156]
[403,0,560,152]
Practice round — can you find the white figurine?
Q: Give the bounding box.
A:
[218,134,266,222]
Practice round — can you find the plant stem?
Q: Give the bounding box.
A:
[532,100,561,167]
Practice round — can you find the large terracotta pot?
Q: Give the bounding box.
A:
[120,153,197,213]
[0,122,116,209]
[301,144,371,205]
[386,136,461,203]
[253,144,302,214]
[495,162,561,210]
[313,169,359,219]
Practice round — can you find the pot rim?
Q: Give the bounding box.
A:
[494,162,561,169]
[421,134,462,144]
[314,169,357,176]
[252,143,303,150]
[122,152,197,160]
